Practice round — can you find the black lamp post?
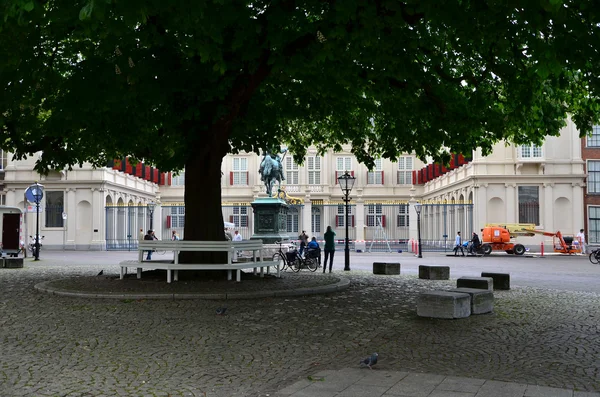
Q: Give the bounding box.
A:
[147,202,155,231]
[337,172,356,271]
[414,202,422,258]
[30,182,44,261]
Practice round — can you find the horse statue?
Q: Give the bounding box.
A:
[259,148,286,197]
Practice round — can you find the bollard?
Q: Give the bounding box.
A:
[541,241,544,257]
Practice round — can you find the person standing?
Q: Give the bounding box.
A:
[139,228,144,244]
[232,230,243,261]
[453,231,464,256]
[171,230,180,241]
[298,230,308,256]
[323,226,336,273]
[577,228,587,254]
[144,229,155,260]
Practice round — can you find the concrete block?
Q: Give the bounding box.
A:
[418,265,450,280]
[373,262,401,275]
[3,258,24,269]
[481,272,510,290]
[457,276,493,290]
[417,291,471,319]
[449,287,494,314]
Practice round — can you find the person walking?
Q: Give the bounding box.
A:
[323,226,336,273]
[577,228,587,254]
[171,230,180,241]
[453,231,464,256]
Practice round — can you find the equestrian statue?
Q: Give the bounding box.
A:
[259,147,287,197]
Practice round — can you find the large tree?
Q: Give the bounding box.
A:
[2,0,600,250]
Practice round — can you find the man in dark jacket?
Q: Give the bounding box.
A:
[470,232,481,255]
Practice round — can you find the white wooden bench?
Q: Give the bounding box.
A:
[119,240,278,283]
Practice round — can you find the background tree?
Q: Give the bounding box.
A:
[2,0,600,251]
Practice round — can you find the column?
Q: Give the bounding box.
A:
[65,188,76,249]
[505,183,516,224]
[572,182,584,235]
[355,200,366,251]
[302,199,312,238]
[91,188,105,250]
[543,183,554,231]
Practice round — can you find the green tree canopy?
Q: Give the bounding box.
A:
[2,0,600,244]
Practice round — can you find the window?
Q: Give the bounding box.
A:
[170,206,185,228]
[367,158,384,184]
[589,206,600,244]
[367,204,385,227]
[335,204,354,227]
[518,186,540,225]
[311,207,321,234]
[171,172,185,186]
[307,156,321,185]
[335,157,353,184]
[587,126,600,147]
[285,156,299,185]
[397,156,413,185]
[287,207,299,233]
[231,157,248,185]
[230,206,248,228]
[518,144,543,158]
[45,191,64,227]
[588,161,600,194]
[0,150,7,169]
[397,204,409,227]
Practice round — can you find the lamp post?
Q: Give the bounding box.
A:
[29,182,44,261]
[147,202,155,231]
[337,172,356,271]
[414,202,422,258]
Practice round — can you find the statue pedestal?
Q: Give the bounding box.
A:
[250,198,290,244]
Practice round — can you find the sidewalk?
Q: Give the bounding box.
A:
[275,369,600,397]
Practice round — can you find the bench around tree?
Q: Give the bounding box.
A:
[119,240,278,283]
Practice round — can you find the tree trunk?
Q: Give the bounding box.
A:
[180,129,229,264]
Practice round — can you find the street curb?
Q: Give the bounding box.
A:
[34,276,351,300]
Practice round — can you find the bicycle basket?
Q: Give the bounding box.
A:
[286,251,297,262]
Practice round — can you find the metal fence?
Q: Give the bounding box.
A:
[418,203,473,253]
[105,205,151,250]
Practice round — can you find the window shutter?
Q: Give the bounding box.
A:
[229,215,234,223]
[230,172,233,185]
[168,173,172,185]
[351,171,354,177]
[381,171,384,185]
[335,171,338,184]
[367,171,370,184]
[245,171,249,185]
[335,216,339,227]
[382,215,386,227]
[166,216,171,228]
[351,215,355,227]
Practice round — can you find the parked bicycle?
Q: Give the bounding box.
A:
[272,241,318,272]
[589,248,600,264]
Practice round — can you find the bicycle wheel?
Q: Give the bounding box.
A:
[305,257,318,272]
[291,256,302,272]
[272,252,287,271]
[155,250,166,255]
[590,250,600,265]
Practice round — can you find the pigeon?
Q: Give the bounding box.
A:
[216,307,227,315]
[359,352,378,369]
[97,270,104,276]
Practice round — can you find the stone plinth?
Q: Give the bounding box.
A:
[481,272,510,290]
[457,276,493,290]
[417,291,471,319]
[449,287,494,314]
[373,262,401,275]
[250,198,290,244]
[418,265,450,280]
[3,258,24,268]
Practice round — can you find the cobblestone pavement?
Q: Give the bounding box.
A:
[1,252,599,396]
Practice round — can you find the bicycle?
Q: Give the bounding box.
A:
[589,248,600,264]
[272,241,318,272]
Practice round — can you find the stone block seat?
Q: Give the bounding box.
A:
[417,291,471,319]
[457,276,493,290]
[418,265,450,280]
[373,262,401,275]
[449,287,494,314]
[3,257,24,269]
[481,272,510,290]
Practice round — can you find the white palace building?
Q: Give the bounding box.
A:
[0,118,589,253]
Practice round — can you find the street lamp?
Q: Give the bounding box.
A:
[337,172,356,271]
[414,202,422,258]
[147,202,156,231]
[28,182,44,261]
